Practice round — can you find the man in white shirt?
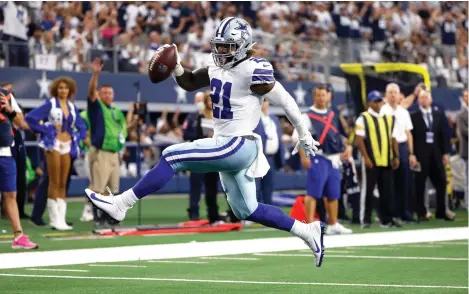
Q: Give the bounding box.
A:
[253,100,284,205]
[381,83,417,222]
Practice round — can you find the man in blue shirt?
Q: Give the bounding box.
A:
[294,85,353,235]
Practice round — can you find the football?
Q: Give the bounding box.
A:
[148,45,177,84]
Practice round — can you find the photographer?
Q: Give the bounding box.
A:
[182,91,222,224]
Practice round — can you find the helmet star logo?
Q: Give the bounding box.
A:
[235,21,250,37]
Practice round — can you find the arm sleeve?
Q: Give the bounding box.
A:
[264,82,309,139]
[355,116,366,137]
[74,106,88,141]
[25,100,52,134]
[291,113,313,144]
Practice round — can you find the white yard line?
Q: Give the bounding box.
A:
[397,244,442,248]
[143,233,197,237]
[243,228,276,233]
[254,253,468,261]
[346,246,394,251]
[50,236,116,241]
[299,249,355,254]
[434,241,468,245]
[0,274,466,289]
[0,227,467,269]
[147,260,208,264]
[88,264,147,268]
[25,268,89,272]
[199,257,259,261]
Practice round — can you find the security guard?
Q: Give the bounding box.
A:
[355,91,401,228]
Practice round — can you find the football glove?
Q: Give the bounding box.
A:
[292,132,320,156]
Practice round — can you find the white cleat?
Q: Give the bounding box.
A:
[325,223,353,235]
[84,188,126,222]
[303,221,326,267]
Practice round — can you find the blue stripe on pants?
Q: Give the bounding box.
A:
[161,136,256,173]
[160,136,259,219]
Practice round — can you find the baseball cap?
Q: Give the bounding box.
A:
[367,90,383,102]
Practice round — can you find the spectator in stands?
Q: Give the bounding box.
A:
[253,99,285,206]
[25,77,87,230]
[182,91,221,224]
[28,27,46,64]
[410,90,454,221]
[439,11,458,66]
[0,89,37,248]
[381,83,417,223]
[355,91,401,229]
[0,2,29,68]
[145,31,161,62]
[332,3,352,63]
[87,58,127,227]
[349,6,362,62]
[370,2,388,54]
[456,90,468,208]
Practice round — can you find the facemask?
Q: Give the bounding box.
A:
[196,102,205,111]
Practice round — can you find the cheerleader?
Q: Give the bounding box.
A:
[26,77,87,230]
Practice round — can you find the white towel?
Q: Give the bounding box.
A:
[246,133,270,179]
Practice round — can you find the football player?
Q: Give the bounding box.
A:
[86,17,325,267]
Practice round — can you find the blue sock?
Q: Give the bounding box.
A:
[246,203,295,232]
[132,157,175,199]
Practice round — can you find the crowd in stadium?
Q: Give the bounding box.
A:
[0,1,467,86]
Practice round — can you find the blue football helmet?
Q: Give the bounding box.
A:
[210,17,255,69]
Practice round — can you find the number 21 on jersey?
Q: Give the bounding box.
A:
[210,78,233,120]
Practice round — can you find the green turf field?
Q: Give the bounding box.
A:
[0,240,467,293]
[0,195,467,293]
[0,195,467,253]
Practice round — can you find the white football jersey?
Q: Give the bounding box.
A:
[207,56,275,137]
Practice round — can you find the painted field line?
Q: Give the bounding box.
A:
[434,241,468,245]
[0,240,12,244]
[397,244,442,248]
[255,253,468,261]
[200,257,259,261]
[143,233,197,237]
[51,236,115,241]
[25,268,89,272]
[345,246,394,251]
[0,274,466,289]
[147,260,208,264]
[299,250,354,254]
[88,264,147,268]
[0,227,467,269]
[243,228,276,233]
